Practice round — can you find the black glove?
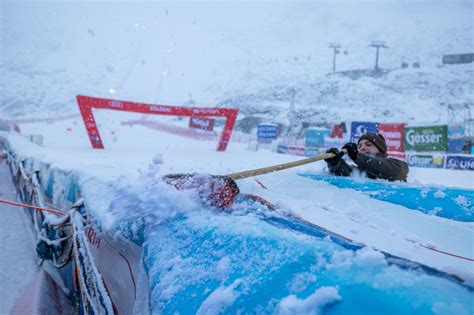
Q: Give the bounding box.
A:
[324,148,343,166]
[342,142,358,162]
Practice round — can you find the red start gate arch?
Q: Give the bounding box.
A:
[76,95,239,151]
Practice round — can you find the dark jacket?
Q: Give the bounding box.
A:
[328,153,409,182]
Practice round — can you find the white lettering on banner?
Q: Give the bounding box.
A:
[86,227,101,248]
[460,160,474,169]
[380,131,401,138]
[447,158,474,170]
[109,101,123,108]
[149,105,172,113]
[406,130,442,146]
[408,155,433,165]
[192,108,220,115]
[386,140,401,147]
[192,119,210,128]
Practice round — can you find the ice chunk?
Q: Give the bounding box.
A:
[196,279,243,315]
[433,190,446,199]
[276,286,341,315]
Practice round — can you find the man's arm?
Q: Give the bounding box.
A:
[355,153,409,181]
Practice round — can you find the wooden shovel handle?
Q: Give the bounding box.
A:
[227,149,347,180]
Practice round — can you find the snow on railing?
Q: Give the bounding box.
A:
[2,140,114,313]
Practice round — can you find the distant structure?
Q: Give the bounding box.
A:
[447,102,474,137]
[412,58,420,68]
[369,41,388,71]
[442,53,474,65]
[401,57,409,69]
[328,43,341,73]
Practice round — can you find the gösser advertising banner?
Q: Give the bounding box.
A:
[404,125,448,152]
[407,154,445,168]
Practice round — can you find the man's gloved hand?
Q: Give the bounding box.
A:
[324,148,343,166]
[342,142,358,162]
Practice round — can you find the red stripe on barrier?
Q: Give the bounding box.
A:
[405,238,474,262]
[0,198,66,216]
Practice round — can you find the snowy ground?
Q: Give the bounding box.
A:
[0,156,38,314]
[0,113,473,311]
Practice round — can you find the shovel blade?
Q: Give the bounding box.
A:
[163,174,240,209]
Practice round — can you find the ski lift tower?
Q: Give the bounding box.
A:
[447,102,474,137]
[328,43,341,73]
[369,41,388,71]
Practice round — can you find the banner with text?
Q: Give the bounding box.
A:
[350,122,379,143]
[447,124,464,153]
[189,117,215,131]
[445,155,474,171]
[404,125,447,152]
[306,128,330,148]
[257,124,278,144]
[379,123,405,152]
[407,154,445,168]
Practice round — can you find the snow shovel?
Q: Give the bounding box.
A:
[163,149,347,209]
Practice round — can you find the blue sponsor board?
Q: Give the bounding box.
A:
[257,124,277,144]
[445,155,474,171]
[350,122,379,142]
[448,124,464,153]
[277,144,289,154]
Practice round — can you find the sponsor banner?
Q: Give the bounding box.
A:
[404,125,447,152]
[350,122,379,142]
[277,144,305,156]
[407,154,445,168]
[387,151,406,161]
[305,128,330,147]
[288,146,305,156]
[330,122,347,138]
[257,124,277,144]
[323,136,349,149]
[379,123,405,152]
[189,117,215,131]
[277,144,289,154]
[447,124,464,153]
[445,155,474,171]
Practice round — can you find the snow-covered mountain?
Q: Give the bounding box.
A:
[1,1,473,133]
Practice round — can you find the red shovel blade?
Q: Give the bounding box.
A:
[163,174,240,209]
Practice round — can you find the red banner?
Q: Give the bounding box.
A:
[76,95,238,151]
[330,123,344,138]
[378,123,405,152]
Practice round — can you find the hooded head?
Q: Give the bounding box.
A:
[357,132,387,156]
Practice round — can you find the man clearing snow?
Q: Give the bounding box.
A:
[324,132,409,182]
